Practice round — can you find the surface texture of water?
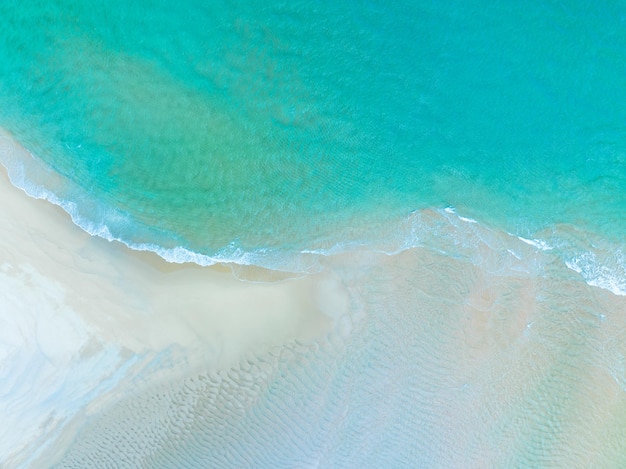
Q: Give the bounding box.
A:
[0,0,625,467]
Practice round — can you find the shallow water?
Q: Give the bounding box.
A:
[0,0,625,467]
[1,0,624,262]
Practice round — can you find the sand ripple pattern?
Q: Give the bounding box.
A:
[54,236,626,468]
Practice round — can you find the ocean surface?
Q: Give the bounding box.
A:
[1,0,625,467]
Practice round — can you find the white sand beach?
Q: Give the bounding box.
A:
[2,128,626,468]
[0,130,346,466]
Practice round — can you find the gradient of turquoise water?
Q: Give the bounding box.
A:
[1,0,624,264]
[2,2,626,467]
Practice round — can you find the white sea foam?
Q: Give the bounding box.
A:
[459,215,478,224]
[9,162,626,298]
[2,131,625,297]
[565,251,626,297]
[518,236,553,251]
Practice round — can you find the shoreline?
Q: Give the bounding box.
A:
[2,126,626,467]
[0,131,345,466]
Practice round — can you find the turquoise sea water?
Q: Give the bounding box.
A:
[1,0,624,266]
[1,0,625,467]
